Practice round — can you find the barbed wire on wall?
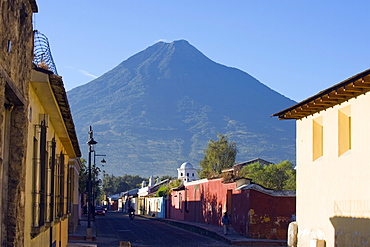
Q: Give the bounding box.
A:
[33,30,58,75]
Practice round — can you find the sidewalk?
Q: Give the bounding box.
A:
[140,215,287,246]
[68,217,98,247]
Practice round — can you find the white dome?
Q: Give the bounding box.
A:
[180,162,193,169]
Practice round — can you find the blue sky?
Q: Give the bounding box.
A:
[34,1,370,102]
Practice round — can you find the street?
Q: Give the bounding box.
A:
[93,211,232,247]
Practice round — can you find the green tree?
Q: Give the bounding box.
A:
[101,174,119,196]
[156,179,182,197]
[79,158,101,193]
[101,174,147,195]
[239,160,296,190]
[78,158,87,194]
[79,158,104,205]
[199,134,237,179]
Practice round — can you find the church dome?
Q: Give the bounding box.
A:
[180,162,193,169]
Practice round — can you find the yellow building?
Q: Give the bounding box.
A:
[273,69,370,246]
[27,66,81,246]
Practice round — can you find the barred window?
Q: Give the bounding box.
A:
[32,118,47,228]
[67,165,73,214]
[56,152,65,218]
[46,138,56,223]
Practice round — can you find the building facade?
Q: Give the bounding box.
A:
[169,177,295,240]
[27,67,81,246]
[177,162,197,183]
[273,69,370,246]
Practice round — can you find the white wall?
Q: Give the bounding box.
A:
[296,92,370,246]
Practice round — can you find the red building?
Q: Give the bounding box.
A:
[168,178,295,240]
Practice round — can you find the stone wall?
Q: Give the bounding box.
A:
[0,0,37,246]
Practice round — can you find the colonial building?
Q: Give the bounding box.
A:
[273,69,370,246]
[169,177,295,240]
[28,67,81,246]
[0,1,81,246]
[177,162,197,183]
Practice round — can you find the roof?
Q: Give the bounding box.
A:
[272,69,370,120]
[32,66,81,157]
[179,162,194,169]
[234,158,274,167]
[49,74,81,157]
[236,183,296,197]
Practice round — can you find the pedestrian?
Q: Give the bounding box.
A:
[291,211,296,222]
[221,212,230,235]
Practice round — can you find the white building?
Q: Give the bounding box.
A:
[273,69,370,246]
[177,162,197,183]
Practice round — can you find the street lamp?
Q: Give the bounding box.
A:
[94,153,106,167]
[86,126,97,239]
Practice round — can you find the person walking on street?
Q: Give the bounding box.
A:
[221,212,230,235]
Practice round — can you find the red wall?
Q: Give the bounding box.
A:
[240,190,295,239]
[168,179,295,240]
[169,179,237,224]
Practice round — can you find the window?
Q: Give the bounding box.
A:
[338,106,351,156]
[46,138,56,223]
[313,117,323,161]
[67,165,73,214]
[39,119,47,225]
[56,152,65,218]
[32,117,47,228]
[32,136,39,227]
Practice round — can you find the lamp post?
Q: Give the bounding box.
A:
[86,126,97,239]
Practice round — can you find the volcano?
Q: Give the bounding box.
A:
[67,40,296,177]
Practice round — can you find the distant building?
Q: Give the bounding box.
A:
[135,177,169,217]
[234,158,274,169]
[273,69,370,246]
[177,162,197,183]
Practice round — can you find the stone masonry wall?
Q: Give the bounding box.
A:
[0,0,35,246]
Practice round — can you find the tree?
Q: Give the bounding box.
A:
[156,179,182,197]
[239,160,296,190]
[79,158,101,193]
[101,174,147,196]
[199,134,237,179]
[79,158,104,205]
[78,158,88,194]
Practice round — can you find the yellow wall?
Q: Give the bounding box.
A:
[296,92,370,246]
[25,77,72,247]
